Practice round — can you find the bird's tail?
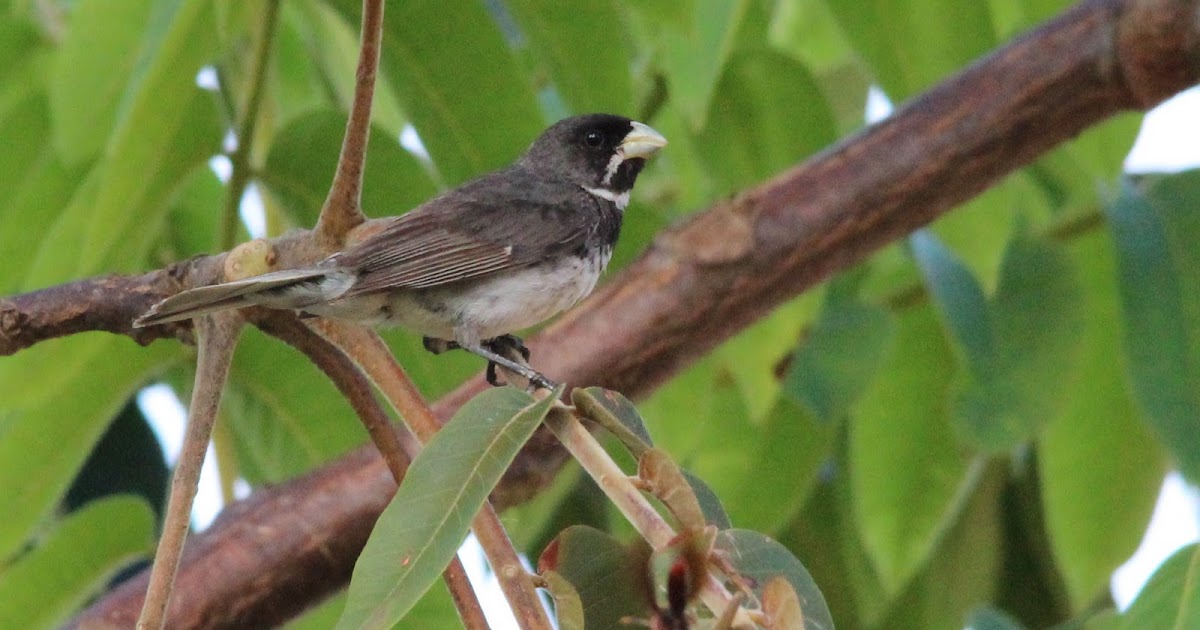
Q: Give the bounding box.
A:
[134,267,340,327]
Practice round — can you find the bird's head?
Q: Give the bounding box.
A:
[521,113,667,199]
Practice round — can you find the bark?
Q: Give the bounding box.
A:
[53,0,1200,626]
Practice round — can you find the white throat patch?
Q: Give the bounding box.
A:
[601,150,624,187]
[583,186,630,210]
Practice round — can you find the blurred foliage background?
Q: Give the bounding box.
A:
[1,0,1198,627]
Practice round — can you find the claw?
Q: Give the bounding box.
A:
[486,361,502,386]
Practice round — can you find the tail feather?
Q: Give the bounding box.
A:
[134,268,335,327]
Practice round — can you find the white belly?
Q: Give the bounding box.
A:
[319,249,611,346]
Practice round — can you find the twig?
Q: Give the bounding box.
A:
[313,0,385,245]
[219,0,282,250]
[314,321,552,630]
[253,314,491,630]
[543,408,752,626]
[137,313,243,629]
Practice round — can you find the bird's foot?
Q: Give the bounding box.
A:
[486,334,531,361]
[425,335,552,390]
[482,335,534,387]
[422,337,459,355]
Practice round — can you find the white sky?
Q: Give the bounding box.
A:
[137,85,1200,626]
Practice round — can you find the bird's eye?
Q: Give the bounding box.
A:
[584,130,604,148]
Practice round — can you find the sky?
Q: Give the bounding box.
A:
[138,84,1200,627]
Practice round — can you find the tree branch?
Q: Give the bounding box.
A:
[51,0,1200,626]
[137,314,242,630]
[313,0,384,245]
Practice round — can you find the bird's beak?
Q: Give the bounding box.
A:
[619,121,668,159]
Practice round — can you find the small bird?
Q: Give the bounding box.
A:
[135,114,666,388]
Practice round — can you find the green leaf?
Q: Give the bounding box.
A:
[26,1,222,287]
[0,93,85,293]
[262,109,439,228]
[337,386,561,630]
[768,0,857,74]
[910,229,995,370]
[785,272,895,423]
[505,0,633,114]
[538,525,647,630]
[292,0,408,138]
[48,0,155,165]
[928,181,1019,294]
[722,398,835,534]
[779,467,887,627]
[680,469,732,530]
[541,570,585,630]
[967,607,1028,630]
[714,528,835,630]
[1119,544,1200,630]
[162,166,226,260]
[266,4,338,128]
[877,465,1003,629]
[73,0,221,273]
[631,0,751,129]
[285,592,348,630]
[1040,230,1165,608]
[696,48,836,196]
[953,228,1084,450]
[572,387,654,457]
[824,0,995,99]
[0,496,155,629]
[508,466,609,563]
[328,0,543,186]
[987,0,1088,40]
[1107,174,1200,482]
[715,291,821,421]
[0,338,180,563]
[850,303,974,595]
[223,327,365,484]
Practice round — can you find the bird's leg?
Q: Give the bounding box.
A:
[462,342,554,390]
[422,336,507,385]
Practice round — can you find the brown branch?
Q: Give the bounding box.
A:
[137,313,242,630]
[254,314,491,630]
[52,0,1200,626]
[313,0,384,246]
[0,262,208,355]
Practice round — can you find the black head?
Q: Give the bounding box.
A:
[520,113,667,194]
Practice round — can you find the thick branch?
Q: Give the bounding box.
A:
[0,263,204,355]
[57,0,1200,626]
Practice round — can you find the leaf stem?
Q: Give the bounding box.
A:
[220,0,283,251]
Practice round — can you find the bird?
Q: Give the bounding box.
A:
[134,113,667,388]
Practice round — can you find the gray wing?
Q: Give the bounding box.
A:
[134,267,334,326]
[337,170,599,295]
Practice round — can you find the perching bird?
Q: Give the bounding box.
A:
[135,114,666,388]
